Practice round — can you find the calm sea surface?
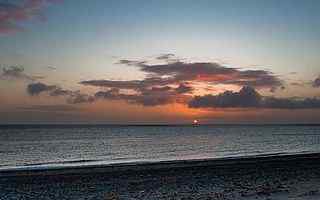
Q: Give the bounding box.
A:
[1,125,320,170]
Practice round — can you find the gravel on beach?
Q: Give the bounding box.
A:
[1,154,320,200]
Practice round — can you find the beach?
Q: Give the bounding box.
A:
[1,153,320,200]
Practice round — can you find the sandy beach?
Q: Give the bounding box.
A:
[1,153,320,199]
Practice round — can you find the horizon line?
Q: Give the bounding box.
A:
[1,123,320,127]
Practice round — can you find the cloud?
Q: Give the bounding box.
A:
[1,66,44,81]
[0,0,62,35]
[79,55,285,107]
[189,86,261,108]
[156,53,175,60]
[312,76,320,88]
[223,70,285,92]
[175,83,193,94]
[47,66,57,70]
[27,82,57,95]
[82,55,284,93]
[81,79,144,89]
[118,59,146,66]
[94,85,191,106]
[27,82,94,103]
[262,96,320,109]
[80,77,181,91]
[189,86,320,109]
[66,91,95,104]
[116,58,284,91]
[49,87,71,96]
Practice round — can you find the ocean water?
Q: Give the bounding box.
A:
[1,125,320,171]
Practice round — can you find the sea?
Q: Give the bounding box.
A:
[1,124,320,171]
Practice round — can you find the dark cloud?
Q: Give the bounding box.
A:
[27,82,57,95]
[138,85,189,106]
[80,77,179,92]
[0,0,62,35]
[156,53,175,60]
[224,70,284,92]
[312,76,320,88]
[66,92,95,104]
[116,59,284,91]
[1,66,43,81]
[27,82,94,104]
[262,96,320,109]
[189,86,320,109]
[47,66,57,70]
[94,90,166,106]
[81,79,143,89]
[94,84,191,106]
[140,62,236,82]
[118,59,146,66]
[94,88,121,99]
[49,87,71,96]
[189,86,261,108]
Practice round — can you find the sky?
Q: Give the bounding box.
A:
[1,0,320,124]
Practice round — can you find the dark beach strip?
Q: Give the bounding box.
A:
[1,152,320,178]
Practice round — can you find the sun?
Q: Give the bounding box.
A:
[192,119,199,125]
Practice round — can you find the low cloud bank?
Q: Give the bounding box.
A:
[27,82,94,104]
[313,76,320,88]
[189,86,320,109]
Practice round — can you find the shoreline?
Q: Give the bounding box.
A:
[2,152,320,199]
[2,152,320,177]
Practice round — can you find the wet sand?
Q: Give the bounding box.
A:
[1,153,320,199]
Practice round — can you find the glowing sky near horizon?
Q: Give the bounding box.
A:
[1,0,320,123]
